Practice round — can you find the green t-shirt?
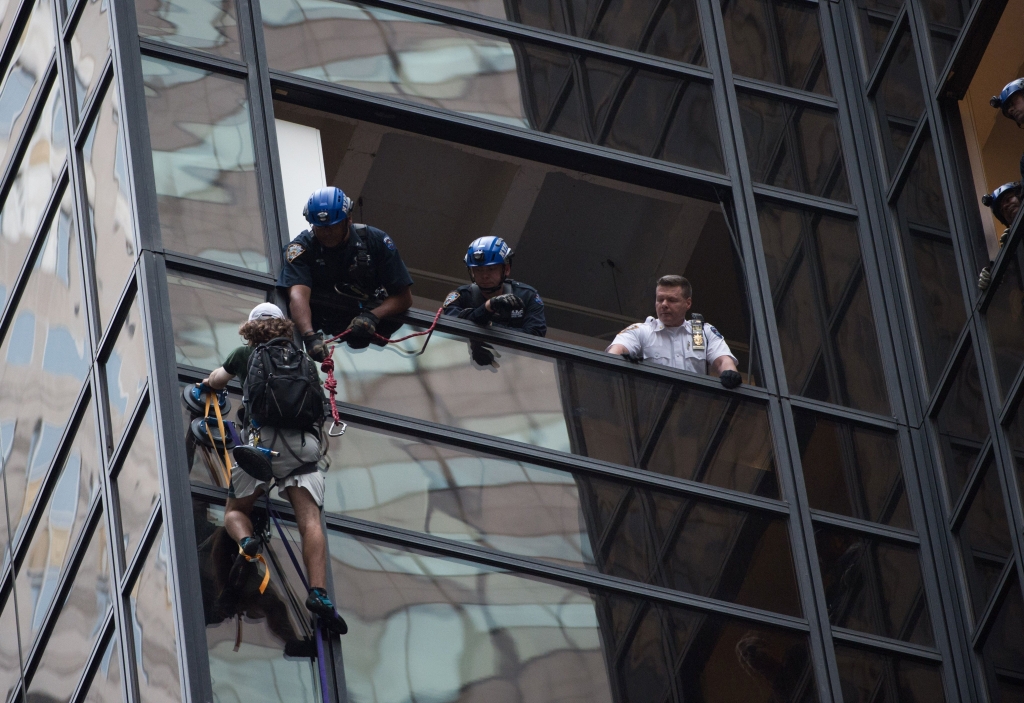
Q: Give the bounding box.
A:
[222,345,254,384]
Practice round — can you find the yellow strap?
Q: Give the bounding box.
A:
[203,391,232,488]
[238,546,270,594]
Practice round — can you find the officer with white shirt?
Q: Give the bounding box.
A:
[606,275,742,389]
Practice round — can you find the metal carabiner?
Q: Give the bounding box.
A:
[328,419,347,437]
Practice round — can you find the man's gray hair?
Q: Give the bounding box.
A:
[656,275,692,299]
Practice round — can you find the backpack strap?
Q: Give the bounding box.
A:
[348,224,374,294]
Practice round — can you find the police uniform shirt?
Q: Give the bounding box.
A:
[610,317,736,375]
[276,225,413,303]
[442,279,547,337]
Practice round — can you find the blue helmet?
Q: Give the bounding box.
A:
[982,181,1022,225]
[464,236,512,267]
[990,79,1024,117]
[303,186,352,227]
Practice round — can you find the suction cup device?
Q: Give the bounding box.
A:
[183,383,232,417]
[190,416,240,451]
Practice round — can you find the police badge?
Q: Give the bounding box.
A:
[443,291,460,308]
[690,313,705,351]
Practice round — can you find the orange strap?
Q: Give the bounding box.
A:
[203,391,232,487]
[238,545,270,594]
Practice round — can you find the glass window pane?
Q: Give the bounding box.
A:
[262,0,725,173]
[835,645,945,703]
[69,0,112,120]
[328,529,818,702]
[815,526,934,645]
[83,83,136,335]
[854,0,901,69]
[759,203,889,413]
[104,296,147,448]
[0,82,69,312]
[167,273,265,369]
[1008,399,1024,505]
[115,406,159,563]
[921,0,968,74]
[873,31,925,176]
[956,459,1012,621]
[0,192,87,566]
[723,0,830,94]
[934,346,987,502]
[141,57,266,272]
[323,423,801,614]
[980,577,1024,702]
[14,400,102,652]
[985,250,1024,403]
[0,594,21,701]
[793,410,911,529]
[128,525,182,703]
[81,633,123,703]
[136,0,240,58]
[25,521,113,703]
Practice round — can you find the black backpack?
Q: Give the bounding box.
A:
[244,338,326,430]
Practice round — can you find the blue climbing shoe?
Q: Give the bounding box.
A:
[305,588,348,635]
[239,536,260,557]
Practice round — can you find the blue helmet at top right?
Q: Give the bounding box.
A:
[465,236,513,267]
[303,186,352,227]
[990,78,1024,117]
[983,181,1022,225]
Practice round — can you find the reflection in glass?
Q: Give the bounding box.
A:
[324,424,800,613]
[854,0,902,68]
[262,0,725,173]
[722,0,829,93]
[129,525,182,703]
[24,522,112,703]
[81,634,123,703]
[0,84,69,312]
[738,93,849,200]
[793,410,910,528]
[1008,401,1024,506]
[193,502,324,703]
[329,530,817,702]
[14,400,102,652]
[985,252,1024,403]
[83,82,135,334]
[136,0,240,57]
[835,645,945,703]
[0,598,20,701]
[815,526,934,644]
[894,137,964,389]
[980,577,1024,702]
[142,57,266,272]
[0,193,87,566]
[956,460,1011,621]
[921,0,968,73]
[167,272,265,369]
[69,0,112,119]
[934,346,987,501]
[332,325,778,496]
[759,203,888,412]
[873,31,925,175]
[104,296,147,448]
[116,406,160,563]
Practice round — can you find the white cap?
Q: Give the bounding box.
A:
[248,303,285,322]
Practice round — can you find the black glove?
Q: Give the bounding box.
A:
[347,311,379,339]
[470,341,500,368]
[488,293,524,317]
[302,332,327,362]
[620,351,643,363]
[719,369,742,389]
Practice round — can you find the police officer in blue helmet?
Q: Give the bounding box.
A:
[991,79,1024,182]
[978,181,1021,289]
[442,236,547,338]
[277,187,413,358]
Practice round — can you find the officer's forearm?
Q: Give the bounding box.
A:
[711,355,738,376]
[289,285,314,333]
[373,286,412,319]
[606,343,630,355]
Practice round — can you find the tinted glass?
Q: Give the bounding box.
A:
[427,0,704,66]
[0,194,87,565]
[0,84,69,312]
[333,325,779,497]
[793,410,910,528]
[142,57,266,272]
[0,597,21,701]
[128,526,182,703]
[14,402,102,652]
[0,0,28,72]
[116,406,159,563]
[25,521,112,703]
[956,459,1012,621]
[722,0,829,94]
[934,346,987,501]
[262,0,725,173]
[854,0,901,68]
[1008,401,1024,504]
[69,0,112,120]
[136,0,240,58]
[324,423,800,613]
[985,251,1024,403]
[759,203,889,413]
[815,526,934,644]
[104,296,147,448]
[980,577,1024,702]
[81,634,122,703]
[835,645,945,703]
[82,83,135,334]
[167,273,264,369]
[873,31,925,176]
[329,530,817,702]
[895,138,964,389]
[921,0,968,73]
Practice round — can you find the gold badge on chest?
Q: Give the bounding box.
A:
[690,313,705,352]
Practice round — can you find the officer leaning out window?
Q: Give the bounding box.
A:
[277,186,414,360]
[606,275,742,389]
[991,78,1024,183]
[442,236,546,367]
[978,181,1022,289]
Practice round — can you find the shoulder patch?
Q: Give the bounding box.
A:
[534,295,543,306]
[383,235,396,251]
[443,291,460,308]
[285,241,305,263]
[707,325,723,339]
[620,323,642,333]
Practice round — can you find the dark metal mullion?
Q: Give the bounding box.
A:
[969,556,1016,649]
[649,80,690,160]
[636,385,684,469]
[810,510,920,545]
[70,56,114,151]
[162,252,277,289]
[863,8,908,95]
[751,182,859,215]
[947,441,993,532]
[977,211,1024,315]
[831,625,944,661]
[67,612,116,703]
[788,395,900,428]
[137,38,247,76]
[118,501,163,595]
[592,64,638,146]
[537,60,578,134]
[882,116,928,204]
[922,321,972,421]
[734,75,839,109]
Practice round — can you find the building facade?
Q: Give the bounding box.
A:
[1,0,1023,698]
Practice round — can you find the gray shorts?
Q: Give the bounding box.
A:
[229,426,327,506]
[230,464,326,507]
